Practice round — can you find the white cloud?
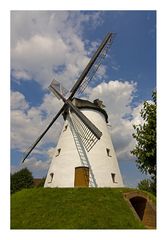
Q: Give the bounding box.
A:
[131,102,144,126]
[12,69,32,80]
[11,11,104,89]
[11,11,103,47]
[11,91,29,110]
[22,157,51,171]
[89,80,136,117]
[11,91,63,151]
[11,157,51,177]
[88,80,143,162]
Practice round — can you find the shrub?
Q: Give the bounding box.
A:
[11,168,34,194]
[138,178,156,196]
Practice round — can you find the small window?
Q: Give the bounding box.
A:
[63,125,68,132]
[111,173,117,183]
[106,148,112,157]
[48,172,54,183]
[55,148,61,157]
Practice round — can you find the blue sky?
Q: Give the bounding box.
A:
[11,11,156,187]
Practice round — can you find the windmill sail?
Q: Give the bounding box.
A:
[69,110,99,152]
[69,33,113,98]
[48,83,102,141]
[76,34,113,95]
[49,79,69,100]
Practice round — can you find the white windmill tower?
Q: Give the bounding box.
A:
[22,33,124,188]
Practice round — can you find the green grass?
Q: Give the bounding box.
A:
[11,187,147,229]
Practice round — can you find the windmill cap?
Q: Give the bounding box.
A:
[63,98,108,123]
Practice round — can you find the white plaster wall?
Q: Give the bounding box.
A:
[44,108,124,188]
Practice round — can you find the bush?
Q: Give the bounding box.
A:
[11,168,34,194]
[138,178,156,196]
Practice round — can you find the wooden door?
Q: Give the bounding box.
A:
[74,166,89,187]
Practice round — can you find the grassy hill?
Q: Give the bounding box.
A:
[11,187,153,229]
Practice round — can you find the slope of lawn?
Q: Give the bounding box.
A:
[11,187,148,229]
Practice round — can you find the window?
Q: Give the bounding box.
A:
[111,173,117,183]
[48,172,54,183]
[55,148,61,157]
[63,125,68,132]
[106,148,112,157]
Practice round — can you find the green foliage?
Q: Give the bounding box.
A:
[11,188,146,229]
[131,91,156,182]
[138,178,156,196]
[11,168,34,194]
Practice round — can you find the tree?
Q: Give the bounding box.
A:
[131,91,156,191]
[138,179,156,196]
[11,168,34,194]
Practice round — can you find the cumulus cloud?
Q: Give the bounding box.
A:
[89,80,136,117]
[11,91,63,151]
[11,89,72,175]
[11,11,103,47]
[88,80,143,162]
[11,11,104,89]
[11,91,29,110]
[22,157,51,172]
[11,156,52,177]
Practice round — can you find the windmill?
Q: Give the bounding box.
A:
[22,33,124,188]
